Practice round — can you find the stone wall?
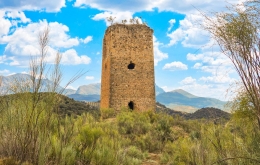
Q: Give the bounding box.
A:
[100,24,155,111]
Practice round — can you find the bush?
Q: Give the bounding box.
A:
[100,108,116,119]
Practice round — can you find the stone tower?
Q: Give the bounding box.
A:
[100,24,155,111]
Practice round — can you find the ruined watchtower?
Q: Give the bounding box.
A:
[100,24,155,111]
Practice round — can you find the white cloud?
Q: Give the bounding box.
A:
[74,0,241,14]
[180,83,228,100]
[187,52,229,65]
[61,49,91,65]
[187,53,204,61]
[0,19,90,67]
[6,11,31,23]
[187,51,234,75]
[161,86,169,92]
[85,76,94,80]
[0,11,12,37]
[0,0,66,12]
[48,22,79,48]
[167,28,185,46]
[167,13,210,48]
[0,69,10,75]
[1,20,79,57]
[153,36,168,66]
[0,55,9,64]
[180,76,196,85]
[199,75,236,84]
[74,0,155,13]
[168,19,176,32]
[193,62,202,69]
[163,61,188,71]
[66,85,76,90]
[80,36,93,44]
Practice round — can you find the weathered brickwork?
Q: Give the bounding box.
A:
[100,24,155,111]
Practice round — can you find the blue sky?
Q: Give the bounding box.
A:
[0,0,243,100]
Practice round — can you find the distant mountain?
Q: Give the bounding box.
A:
[1,73,31,87]
[74,83,164,96]
[1,74,227,112]
[68,83,164,101]
[172,89,198,98]
[155,85,165,95]
[76,83,101,95]
[156,89,227,111]
[0,73,64,93]
[63,88,76,95]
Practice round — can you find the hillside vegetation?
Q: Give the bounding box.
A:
[0,92,259,165]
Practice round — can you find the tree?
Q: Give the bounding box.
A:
[203,0,260,127]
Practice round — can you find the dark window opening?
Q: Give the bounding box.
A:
[128,101,134,110]
[128,62,135,69]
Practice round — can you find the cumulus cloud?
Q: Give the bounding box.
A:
[0,19,91,66]
[74,0,241,14]
[163,61,188,71]
[180,83,229,100]
[1,20,80,58]
[0,0,66,12]
[66,85,77,90]
[85,76,94,80]
[80,36,93,44]
[0,55,9,64]
[0,69,10,75]
[153,36,168,66]
[61,49,91,65]
[74,0,155,13]
[193,62,202,69]
[199,75,235,84]
[167,13,211,48]
[187,51,234,75]
[187,53,204,61]
[6,11,31,23]
[167,19,176,32]
[0,11,12,37]
[180,76,196,85]
[186,51,237,85]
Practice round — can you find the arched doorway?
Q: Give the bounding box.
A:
[128,101,134,110]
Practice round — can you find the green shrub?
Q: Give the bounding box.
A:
[101,108,116,119]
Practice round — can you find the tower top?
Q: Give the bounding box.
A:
[105,24,153,33]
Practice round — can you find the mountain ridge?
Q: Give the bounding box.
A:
[0,73,228,112]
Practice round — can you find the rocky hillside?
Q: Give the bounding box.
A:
[186,107,230,120]
[156,102,230,120]
[57,95,100,117]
